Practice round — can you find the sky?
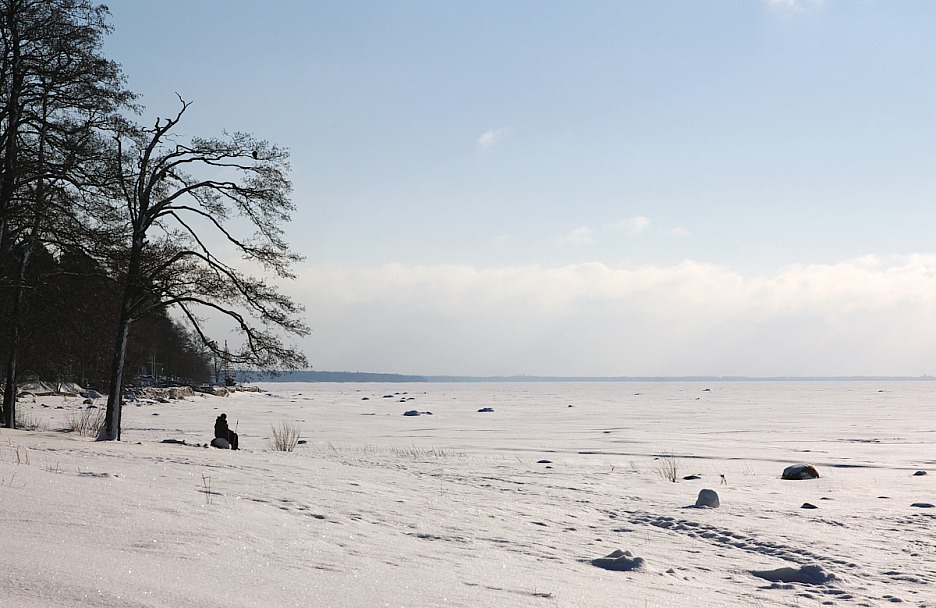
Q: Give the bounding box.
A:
[101,0,936,377]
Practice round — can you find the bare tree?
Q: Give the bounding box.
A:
[98,100,308,440]
[0,0,133,427]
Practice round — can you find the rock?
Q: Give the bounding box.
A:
[911,502,935,508]
[210,437,230,449]
[695,489,720,508]
[913,470,927,476]
[751,564,835,585]
[801,502,818,509]
[477,407,494,413]
[537,459,553,464]
[782,464,820,480]
[683,474,701,480]
[591,549,645,572]
[402,410,420,416]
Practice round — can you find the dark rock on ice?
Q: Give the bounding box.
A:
[911,502,935,508]
[683,474,701,480]
[591,549,645,572]
[403,410,420,416]
[537,459,552,464]
[782,464,820,480]
[913,470,927,476]
[478,407,494,413]
[801,502,818,509]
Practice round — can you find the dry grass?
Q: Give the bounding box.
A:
[65,407,105,437]
[270,420,301,452]
[15,409,47,432]
[327,442,464,460]
[655,452,680,483]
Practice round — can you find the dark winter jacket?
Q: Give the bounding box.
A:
[214,415,229,439]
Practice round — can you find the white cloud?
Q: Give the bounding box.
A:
[670,227,691,238]
[607,215,651,237]
[477,127,513,150]
[561,225,594,245]
[287,255,936,377]
[765,0,825,11]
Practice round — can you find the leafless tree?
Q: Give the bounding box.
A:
[98,100,308,440]
[0,0,133,427]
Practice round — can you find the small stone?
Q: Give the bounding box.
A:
[801,502,818,509]
[402,410,420,416]
[913,470,927,476]
[911,502,935,508]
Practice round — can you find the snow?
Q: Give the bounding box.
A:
[1,381,934,607]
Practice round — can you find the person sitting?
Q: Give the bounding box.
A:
[214,413,239,450]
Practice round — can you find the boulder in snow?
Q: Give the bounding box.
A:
[782,464,820,480]
[591,549,645,572]
[695,488,720,508]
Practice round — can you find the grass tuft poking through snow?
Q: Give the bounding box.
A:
[64,407,104,437]
[270,420,301,451]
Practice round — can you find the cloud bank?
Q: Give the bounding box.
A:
[290,255,936,377]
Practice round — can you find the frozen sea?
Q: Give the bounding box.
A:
[1,381,934,607]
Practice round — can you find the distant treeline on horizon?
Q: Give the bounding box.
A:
[245,371,936,383]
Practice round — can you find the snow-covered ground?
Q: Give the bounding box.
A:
[1,381,934,607]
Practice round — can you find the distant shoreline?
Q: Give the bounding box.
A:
[249,371,936,383]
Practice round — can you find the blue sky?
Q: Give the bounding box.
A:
[103,1,936,376]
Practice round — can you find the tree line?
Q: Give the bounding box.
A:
[0,0,309,439]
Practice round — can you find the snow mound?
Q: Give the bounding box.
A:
[751,564,836,585]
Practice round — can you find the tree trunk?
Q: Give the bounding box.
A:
[98,310,130,441]
[1,239,33,428]
[99,233,144,441]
